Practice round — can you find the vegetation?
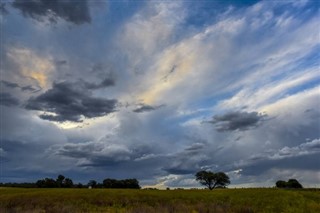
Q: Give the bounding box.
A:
[103,178,140,189]
[0,175,141,189]
[195,171,230,190]
[0,188,319,213]
[36,175,74,188]
[2,174,317,212]
[276,179,303,189]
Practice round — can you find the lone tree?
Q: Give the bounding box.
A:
[276,179,303,189]
[195,170,230,190]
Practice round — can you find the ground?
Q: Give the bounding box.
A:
[0,188,319,213]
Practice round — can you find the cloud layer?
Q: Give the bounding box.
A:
[1,0,319,187]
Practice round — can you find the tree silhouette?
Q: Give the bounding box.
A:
[102,178,140,189]
[36,175,74,188]
[276,180,287,188]
[195,170,230,190]
[276,179,303,188]
[56,174,65,187]
[64,178,74,188]
[287,179,303,188]
[88,180,97,188]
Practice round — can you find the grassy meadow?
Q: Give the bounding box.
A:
[0,187,319,213]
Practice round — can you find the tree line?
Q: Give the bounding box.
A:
[87,178,140,189]
[1,172,226,189]
[0,175,140,189]
[0,171,303,189]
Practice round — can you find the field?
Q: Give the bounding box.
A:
[0,188,319,213]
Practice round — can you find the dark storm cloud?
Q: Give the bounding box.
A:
[46,140,169,181]
[184,143,205,151]
[82,78,115,89]
[1,80,20,89]
[25,81,117,122]
[133,104,155,113]
[54,142,107,159]
[1,80,40,92]
[165,168,196,175]
[12,0,91,25]
[207,111,268,132]
[51,141,144,167]
[21,85,39,92]
[0,92,20,106]
[133,104,165,113]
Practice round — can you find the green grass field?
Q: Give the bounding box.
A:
[0,188,319,213]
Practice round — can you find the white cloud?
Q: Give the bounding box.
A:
[120,1,185,66]
[122,0,319,113]
[218,67,319,111]
[261,86,320,117]
[258,138,320,161]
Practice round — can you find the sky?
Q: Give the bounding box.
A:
[0,0,319,188]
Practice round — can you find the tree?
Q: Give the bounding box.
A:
[125,178,140,189]
[88,180,97,188]
[276,180,287,188]
[214,172,230,188]
[195,170,230,190]
[102,178,140,189]
[56,175,65,187]
[275,179,303,189]
[103,178,117,188]
[287,179,303,188]
[76,183,83,188]
[43,178,57,188]
[64,178,74,188]
[36,179,46,188]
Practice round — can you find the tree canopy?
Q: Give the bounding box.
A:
[103,178,140,189]
[36,175,74,188]
[0,175,141,189]
[276,179,303,189]
[195,170,230,190]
